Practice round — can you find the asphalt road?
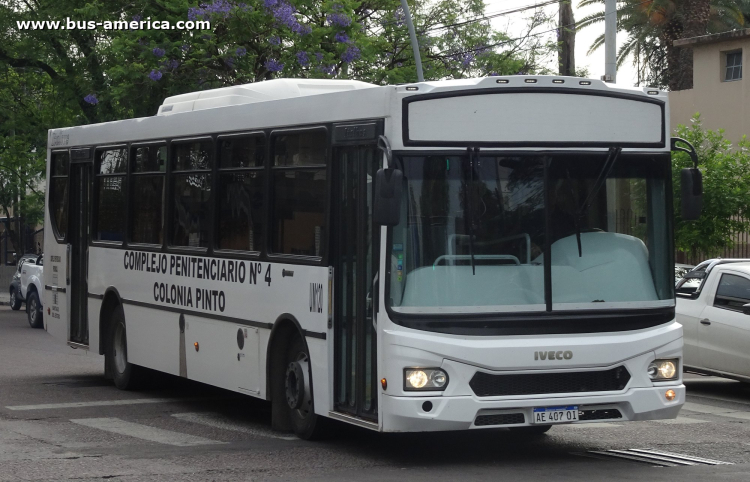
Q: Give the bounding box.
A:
[2,305,750,481]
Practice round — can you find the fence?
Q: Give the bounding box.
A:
[675,222,750,266]
[614,210,750,267]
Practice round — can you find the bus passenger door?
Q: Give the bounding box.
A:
[68,159,91,346]
[332,128,381,422]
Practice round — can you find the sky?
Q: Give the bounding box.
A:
[482,0,639,86]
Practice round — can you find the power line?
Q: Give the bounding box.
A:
[425,0,561,33]
[376,0,558,31]
[428,0,652,61]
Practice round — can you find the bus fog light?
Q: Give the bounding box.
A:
[404,368,448,391]
[647,359,678,381]
[665,389,676,401]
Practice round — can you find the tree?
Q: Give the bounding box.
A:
[0,66,63,256]
[576,0,750,90]
[558,0,575,76]
[672,115,750,257]
[1,0,556,122]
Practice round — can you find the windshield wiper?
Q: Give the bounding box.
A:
[573,146,622,257]
[464,147,478,275]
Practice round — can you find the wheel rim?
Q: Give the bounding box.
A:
[29,298,37,322]
[287,352,312,420]
[113,322,128,374]
[10,291,16,305]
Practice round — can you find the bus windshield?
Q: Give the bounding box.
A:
[387,152,674,315]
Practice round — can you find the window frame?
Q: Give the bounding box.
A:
[128,141,168,248]
[724,50,743,82]
[268,126,331,263]
[49,149,71,243]
[214,131,266,257]
[57,120,349,267]
[92,145,128,246]
[713,272,750,312]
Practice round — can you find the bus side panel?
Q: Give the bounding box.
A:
[308,337,329,416]
[182,315,261,395]
[43,148,70,343]
[125,304,180,376]
[87,298,102,354]
[87,247,330,407]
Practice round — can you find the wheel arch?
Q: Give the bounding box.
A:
[266,313,315,432]
[266,313,311,400]
[98,287,123,356]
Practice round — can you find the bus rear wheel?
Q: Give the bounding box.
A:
[106,305,143,390]
[284,336,327,440]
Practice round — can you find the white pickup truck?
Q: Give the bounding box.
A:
[19,254,44,328]
[676,259,750,382]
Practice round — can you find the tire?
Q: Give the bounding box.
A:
[284,336,327,440]
[106,305,143,390]
[9,288,22,311]
[509,425,552,436]
[26,291,43,328]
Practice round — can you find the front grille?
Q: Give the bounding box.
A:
[469,366,630,397]
[579,408,623,421]
[474,413,525,426]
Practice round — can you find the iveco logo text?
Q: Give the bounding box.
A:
[534,350,573,360]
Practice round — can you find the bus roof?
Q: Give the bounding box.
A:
[47,76,667,150]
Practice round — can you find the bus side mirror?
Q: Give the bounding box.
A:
[672,137,702,221]
[374,168,403,226]
[681,168,702,221]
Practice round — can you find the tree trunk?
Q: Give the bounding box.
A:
[558,0,576,76]
[670,0,711,91]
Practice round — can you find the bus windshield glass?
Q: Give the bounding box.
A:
[387,153,674,314]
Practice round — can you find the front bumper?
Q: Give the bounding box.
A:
[381,384,685,432]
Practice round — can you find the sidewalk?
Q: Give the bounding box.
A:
[0,291,9,306]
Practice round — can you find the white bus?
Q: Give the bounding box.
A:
[43,76,699,439]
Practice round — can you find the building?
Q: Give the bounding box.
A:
[669,29,749,145]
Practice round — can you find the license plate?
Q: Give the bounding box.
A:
[532,406,579,424]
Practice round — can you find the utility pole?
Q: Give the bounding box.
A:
[603,0,617,83]
[558,1,576,76]
[400,0,424,82]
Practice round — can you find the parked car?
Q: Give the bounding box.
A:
[19,254,44,328]
[676,259,750,382]
[8,254,40,311]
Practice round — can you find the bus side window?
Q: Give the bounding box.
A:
[50,151,70,241]
[216,134,265,253]
[270,129,327,258]
[130,145,166,245]
[94,148,127,242]
[170,140,213,248]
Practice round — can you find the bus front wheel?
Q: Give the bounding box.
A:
[284,336,327,440]
[106,305,143,390]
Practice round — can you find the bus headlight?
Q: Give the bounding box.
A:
[647,359,679,381]
[404,368,449,391]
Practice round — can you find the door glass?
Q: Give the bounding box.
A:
[334,145,378,419]
[69,163,90,344]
